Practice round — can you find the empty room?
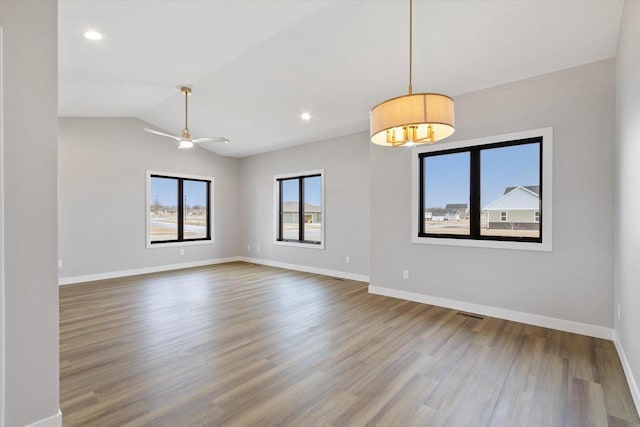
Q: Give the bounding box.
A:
[1,0,640,426]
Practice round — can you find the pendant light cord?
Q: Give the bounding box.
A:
[408,0,413,95]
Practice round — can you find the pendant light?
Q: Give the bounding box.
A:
[370,0,455,146]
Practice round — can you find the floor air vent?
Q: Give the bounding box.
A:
[456,311,485,320]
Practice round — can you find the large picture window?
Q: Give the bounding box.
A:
[413,128,552,251]
[147,171,213,246]
[420,137,541,242]
[274,170,324,248]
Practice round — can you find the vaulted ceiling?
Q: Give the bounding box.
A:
[59,0,624,157]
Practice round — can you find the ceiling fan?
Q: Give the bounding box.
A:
[144,86,229,149]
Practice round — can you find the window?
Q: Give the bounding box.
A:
[420,137,541,242]
[413,128,552,251]
[147,171,213,247]
[274,170,324,248]
[479,142,541,240]
[423,152,470,236]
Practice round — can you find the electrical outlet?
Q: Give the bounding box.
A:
[180,249,185,256]
[345,256,351,264]
[58,260,62,269]
[617,304,621,320]
[257,246,261,253]
[403,270,409,280]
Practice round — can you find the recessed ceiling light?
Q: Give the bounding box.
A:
[82,30,103,41]
[301,112,311,121]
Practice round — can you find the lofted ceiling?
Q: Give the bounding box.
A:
[59,0,624,157]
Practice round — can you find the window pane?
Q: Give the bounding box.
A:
[183,180,208,240]
[423,152,470,235]
[149,177,178,242]
[481,143,540,238]
[281,178,299,240]
[303,176,322,243]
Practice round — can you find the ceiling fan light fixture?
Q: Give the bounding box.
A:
[369,0,455,146]
[143,86,229,149]
[178,139,194,149]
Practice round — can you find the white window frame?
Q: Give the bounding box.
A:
[500,211,508,222]
[146,170,215,249]
[411,127,553,252]
[273,169,325,250]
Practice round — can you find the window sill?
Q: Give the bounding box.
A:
[412,235,551,252]
[146,239,214,249]
[273,241,325,250]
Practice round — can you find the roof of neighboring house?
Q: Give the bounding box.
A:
[427,208,448,216]
[483,186,540,210]
[504,185,539,195]
[283,201,321,213]
[445,203,468,210]
[426,208,460,216]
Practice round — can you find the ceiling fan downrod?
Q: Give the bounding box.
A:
[181,86,192,140]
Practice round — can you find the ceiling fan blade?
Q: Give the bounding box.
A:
[192,137,229,144]
[144,128,181,141]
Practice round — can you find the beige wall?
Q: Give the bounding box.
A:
[58,117,242,279]
[58,122,370,284]
[239,132,370,278]
[615,0,640,411]
[370,59,615,328]
[0,0,60,425]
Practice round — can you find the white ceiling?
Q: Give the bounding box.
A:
[59,0,624,157]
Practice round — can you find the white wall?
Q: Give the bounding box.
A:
[615,0,640,410]
[58,118,241,280]
[370,59,615,329]
[0,0,60,426]
[239,132,369,279]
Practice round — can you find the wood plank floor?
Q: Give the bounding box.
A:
[60,262,639,426]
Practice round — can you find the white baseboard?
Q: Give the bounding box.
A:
[614,331,640,418]
[25,409,62,427]
[239,257,369,283]
[58,257,242,285]
[59,256,369,286]
[368,285,614,340]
